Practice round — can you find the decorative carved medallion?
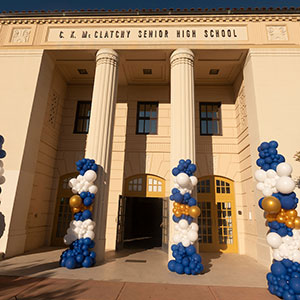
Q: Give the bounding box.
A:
[11,28,31,43]
[267,26,288,41]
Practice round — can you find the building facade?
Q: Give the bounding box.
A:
[0,8,299,267]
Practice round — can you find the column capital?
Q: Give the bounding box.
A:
[170,48,194,68]
[96,48,118,66]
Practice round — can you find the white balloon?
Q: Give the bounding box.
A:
[87,225,94,231]
[84,170,97,182]
[190,176,198,187]
[256,182,265,191]
[255,169,266,182]
[176,173,191,188]
[84,231,95,240]
[84,219,92,226]
[173,233,181,244]
[174,224,180,231]
[273,249,283,261]
[89,185,98,194]
[187,230,198,242]
[69,178,77,188]
[72,188,78,194]
[190,222,199,231]
[182,238,190,247]
[266,169,278,179]
[293,251,300,263]
[262,187,273,197]
[0,167,4,176]
[277,163,293,177]
[179,219,189,230]
[267,232,282,248]
[276,176,296,194]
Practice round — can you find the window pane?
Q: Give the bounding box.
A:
[139,107,145,117]
[145,120,150,133]
[150,120,157,133]
[207,120,213,134]
[138,120,144,133]
[151,107,157,118]
[200,105,206,118]
[201,120,207,134]
[145,104,151,117]
[207,105,212,118]
[213,120,219,134]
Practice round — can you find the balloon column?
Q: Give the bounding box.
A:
[59,158,98,269]
[0,135,6,195]
[168,159,204,275]
[255,141,300,299]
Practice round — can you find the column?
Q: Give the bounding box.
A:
[85,48,119,262]
[0,50,55,257]
[169,48,196,258]
[243,48,300,266]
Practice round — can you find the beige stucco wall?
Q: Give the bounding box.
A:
[0,49,55,257]
[244,48,300,266]
[24,68,67,251]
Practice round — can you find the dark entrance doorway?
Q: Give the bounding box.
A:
[123,197,162,249]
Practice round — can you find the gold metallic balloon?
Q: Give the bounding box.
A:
[73,207,81,213]
[266,213,277,222]
[189,206,201,218]
[294,217,300,229]
[287,210,298,218]
[286,220,295,228]
[69,195,82,208]
[175,210,181,217]
[276,215,285,223]
[262,196,281,214]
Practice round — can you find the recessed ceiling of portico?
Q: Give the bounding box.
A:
[51,49,247,86]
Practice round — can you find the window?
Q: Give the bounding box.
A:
[136,102,158,134]
[74,101,91,134]
[200,103,222,135]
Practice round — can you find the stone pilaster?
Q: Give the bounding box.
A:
[85,48,119,262]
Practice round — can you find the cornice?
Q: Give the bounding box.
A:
[0,14,300,25]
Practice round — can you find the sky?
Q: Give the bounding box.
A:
[0,0,300,12]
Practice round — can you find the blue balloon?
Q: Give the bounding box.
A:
[182,257,190,267]
[269,141,279,148]
[60,258,66,267]
[175,263,184,274]
[258,198,264,209]
[172,215,180,222]
[0,150,6,159]
[269,148,278,155]
[189,164,196,173]
[82,210,92,220]
[271,162,278,170]
[282,259,293,269]
[90,251,96,259]
[261,142,269,150]
[184,267,191,275]
[186,245,196,256]
[265,157,273,164]
[82,256,93,268]
[278,155,286,163]
[172,167,180,176]
[84,238,92,245]
[65,257,76,269]
[271,261,287,276]
[259,151,266,158]
[283,291,295,300]
[192,253,202,263]
[188,198,197,206]
[262,163,270,171]
[256,158,265,167]
[173,193,183,203]
[278,227,288,237]
[76,254,84,263]
[290,278,300,294]
[168,260,176,272]
[0,135,4,145]
[83,197,93,206]
[171,244,177,251]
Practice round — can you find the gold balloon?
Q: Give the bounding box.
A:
[266,213,277,222]
[69,195,82,208]
[294,217,300,229]
[287,210,298,218]
[262,196,281,214]
[276,215,285,223]
[286,220,295,228]
[175,210,181,217]
[73,207,81,213]
[189,206,201,218]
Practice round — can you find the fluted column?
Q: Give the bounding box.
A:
[169,48,196,259]
[85,48,118,262]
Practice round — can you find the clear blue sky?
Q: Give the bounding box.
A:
[0,0,299,11]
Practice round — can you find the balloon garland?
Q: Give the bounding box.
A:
[0,135,6,195]
[59,158,98,269]
[255,141,300,299]
[168,159,204,275]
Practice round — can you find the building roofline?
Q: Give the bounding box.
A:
[1,7,300,18]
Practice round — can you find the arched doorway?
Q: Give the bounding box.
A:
[197,176,238,253]
[51,172,78,246]
[116,174,168,251]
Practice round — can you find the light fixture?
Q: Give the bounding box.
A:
[78,69,88,75]
[209,69,219,75]
[143,69,152,75]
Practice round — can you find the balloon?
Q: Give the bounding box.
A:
[168,260,176,272]
[266,213,277,222]
[189,206,201,218]
[176,173,191,188]
[187,230,198,242]
[179,219,189,230]
[84,170,97,182]
[277,163,293,177]
[255,169,267,182]
[267,232,282,248]
[73,207,81,213]
[262,196,281,214]
[271,261,287,276]
[190,176,198,186]
[69,195,82,208]
[89,185,98,194]
[290,278,300,294]
[287,210,298,218]
[65,257,76,269]
[276,177,296,194]
[82,256,93,268]
[262,187,273,197]
[294,217,300,229]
